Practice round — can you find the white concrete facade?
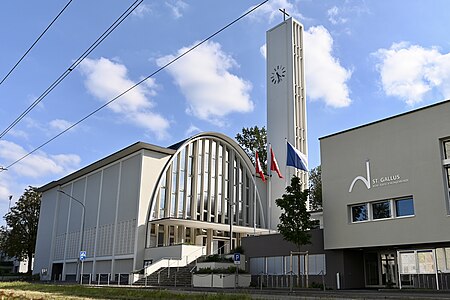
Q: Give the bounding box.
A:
[34,133,267,281]
[266,17,308,229]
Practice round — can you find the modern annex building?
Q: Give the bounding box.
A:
[34,16,309,281]
[320,99,450,289]
[242,99,450,290]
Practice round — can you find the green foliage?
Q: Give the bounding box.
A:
[203,254,233,263]
[230,245,244,254]
[309,166,322,210]
[235,126,267,171]
[0,186,41,274]
[275,176,312,251]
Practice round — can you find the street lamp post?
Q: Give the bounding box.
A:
[57,190,85,284]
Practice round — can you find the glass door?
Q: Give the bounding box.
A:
[381,253,397,287]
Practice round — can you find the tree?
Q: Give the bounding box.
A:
[235,126,267,171]
[276,176,312,286]
[309,166,322,210]
[0,186,41,274]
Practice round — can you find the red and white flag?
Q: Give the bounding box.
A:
[255,151,266,182]
[270,146,283,178]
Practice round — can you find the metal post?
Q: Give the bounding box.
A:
[57,190,86,284]
[290,252,293,292]
[168,258,171,278]
[80,260,84,285]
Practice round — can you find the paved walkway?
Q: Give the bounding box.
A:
[147,286,450,299]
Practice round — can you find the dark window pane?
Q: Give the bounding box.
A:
[372,201,391,219]
[395,198,414,217]
[352,204,368,222]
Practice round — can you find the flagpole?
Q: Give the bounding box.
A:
[284,138,288,188]
[268,144,272,230]
[253,171,257,235]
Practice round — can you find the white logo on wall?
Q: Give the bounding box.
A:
[348,160,409,193]
[349,161,371,192]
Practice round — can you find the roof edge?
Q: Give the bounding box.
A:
[38,141,175,192]
[319,99,450,140]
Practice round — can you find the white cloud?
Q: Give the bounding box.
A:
[304,26,352,107]
[260,44,267,59]
[0,140,81,178]
[374,42,450,105]
[79,57,170,139]
[0,175,12,201]
[132,4,152,18]
[7,129,28,140]
[185,124,201,136]
[327,6,348,25]
[49,119,73,131]
[156,41,254,125]
[249,0,305,23]
[165,0,188,19]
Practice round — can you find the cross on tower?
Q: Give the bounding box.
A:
[279,8,290,21]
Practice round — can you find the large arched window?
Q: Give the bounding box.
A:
[146,133,265,248]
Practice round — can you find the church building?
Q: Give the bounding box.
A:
[33,16,308,282]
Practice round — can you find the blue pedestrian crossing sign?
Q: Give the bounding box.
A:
[233,253,241,265]
[80,251,86,261]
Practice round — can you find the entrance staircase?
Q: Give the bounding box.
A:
[133,262,196,286]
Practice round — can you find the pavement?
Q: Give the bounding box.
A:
[139,286,450,299]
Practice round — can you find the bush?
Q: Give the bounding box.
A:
[202,254,233,263]
[230,246,244,254]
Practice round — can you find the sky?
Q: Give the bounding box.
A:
[1,0,450,224]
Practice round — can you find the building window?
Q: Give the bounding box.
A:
[395,198,414,217]
[372,201,391,220]
[444,140,450,160]
[351,204,368,222]
[351,197,414,223]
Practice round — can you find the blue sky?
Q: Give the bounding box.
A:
[1,0,450,223]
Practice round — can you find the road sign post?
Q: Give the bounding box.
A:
[80,251,86,284]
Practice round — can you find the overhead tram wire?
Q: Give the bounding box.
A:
[0,0,74,86]
[0,0,143,140]
[0,0,269,173]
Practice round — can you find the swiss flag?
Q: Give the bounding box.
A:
[270,146,283,178]
[255,151,266,182]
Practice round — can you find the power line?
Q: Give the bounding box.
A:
[0,0,74,86]
[0,0,269,173]
[0,0,143,140]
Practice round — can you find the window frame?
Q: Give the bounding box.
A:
[350,196,414,224]
[394,197,415,218]
[371,200,392,220]
[351,203,369,223]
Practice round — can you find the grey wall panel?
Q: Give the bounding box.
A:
[95,260,111,274]
[118,155,140,222]
[65,262,77,274]
[114,259,133,273]
[68,178,86,233]
[56,186,71,236]
[85,172,101,229]
[34,188,58,275]
[99,163,119,226]
[321,101,450,249]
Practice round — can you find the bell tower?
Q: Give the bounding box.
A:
[266,17,308,229]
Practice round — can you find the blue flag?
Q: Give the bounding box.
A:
[286,141,308,172]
